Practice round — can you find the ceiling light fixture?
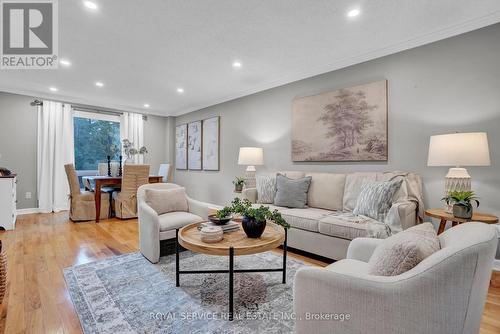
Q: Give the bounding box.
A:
[176,88,184,94]
[59,59,71,66]
[49,87,58,92]
[232,61,242,69]
[83,1,98,10]
[144,103,150,108]
[347,8,360,18]
[95,81,104,87]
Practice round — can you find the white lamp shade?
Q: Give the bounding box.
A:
[238,147,264,166]
[427,132,491,167]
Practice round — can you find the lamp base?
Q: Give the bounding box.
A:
[244,166,256,189]
[444,167,471,213]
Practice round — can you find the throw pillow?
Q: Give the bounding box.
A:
[256,175,276,204]
[273,174,312,208]
[353,179,403,221]
[145,187,188,215]
[368,223,440,276]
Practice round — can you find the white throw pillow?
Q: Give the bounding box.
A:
[145,187,188,215]
[256,175,276,204]
[368,223,440,276]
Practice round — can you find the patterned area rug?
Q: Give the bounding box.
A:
[64,251,309,333]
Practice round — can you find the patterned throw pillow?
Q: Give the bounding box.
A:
[353,179,403,222]
[256,175,276,204]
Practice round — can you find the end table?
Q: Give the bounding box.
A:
[425,208,498,235]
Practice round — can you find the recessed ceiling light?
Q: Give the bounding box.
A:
[83,1,98,10]
[49,87,58,92]
[232,61,242,69]
[176,88,184,94]
[95,81,104,87]
[143,103,150,108]
[347,8,360,18]
[59,59,71,67]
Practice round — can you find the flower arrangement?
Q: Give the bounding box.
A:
[122,139,148,160]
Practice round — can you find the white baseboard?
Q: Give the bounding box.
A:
[16,208,40,215]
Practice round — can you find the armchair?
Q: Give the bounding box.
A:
[137,183,221,263]
[294,223,497,334]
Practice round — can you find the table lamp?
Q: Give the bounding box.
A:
[238,147,264,189]
[427,132,490,212]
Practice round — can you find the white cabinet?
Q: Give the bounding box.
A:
[0,175,16,230]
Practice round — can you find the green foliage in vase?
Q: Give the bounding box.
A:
[216,198,290,229]
[232,176,245,187]
[214,207,233,219]
[442,191,480,208]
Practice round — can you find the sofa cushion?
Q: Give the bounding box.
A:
[281,207,333,232]
[343,172,377,211]
[305,173,346,211]
[256,175,276,204]
[318,212,377,240]
[368,223,440,276]
[353,179,403,221]
[145,187,188,215]
[274,174,312,208]
[325,258,370,276]
[158,211,204,231]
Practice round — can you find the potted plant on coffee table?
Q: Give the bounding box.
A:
[442,190,480,219]
[216,198,289,238]
[232,176,245,193]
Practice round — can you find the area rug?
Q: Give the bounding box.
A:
[63,251,310,333]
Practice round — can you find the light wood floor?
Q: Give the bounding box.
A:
[0,212,498,333]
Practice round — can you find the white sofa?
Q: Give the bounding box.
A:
[293,222,498,334]
[243,171,423,260]
[137,183,219,263]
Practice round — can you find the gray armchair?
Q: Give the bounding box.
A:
[137,183,220,263]
[294,223,497,334]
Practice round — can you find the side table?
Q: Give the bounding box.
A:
[425,208,499,235]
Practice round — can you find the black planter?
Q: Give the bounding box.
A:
[242,216,266,238]
[453,204,473,219]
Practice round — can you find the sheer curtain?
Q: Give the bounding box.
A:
[37,101,75,212]
[120,112,144,164]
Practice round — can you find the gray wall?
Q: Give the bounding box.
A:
[174,23,500,220]
[0,92,171,209]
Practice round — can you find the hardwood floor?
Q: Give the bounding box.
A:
[0,212,498,333]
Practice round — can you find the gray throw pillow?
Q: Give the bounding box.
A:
[368,223,440,276]
[256,175,276,204]
[273,174,312,208]
[353,179,403,221]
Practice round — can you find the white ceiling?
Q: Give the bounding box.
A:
[1,0,500,116]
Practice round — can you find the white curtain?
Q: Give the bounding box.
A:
[120,112,144,164]
[37,101,75,213]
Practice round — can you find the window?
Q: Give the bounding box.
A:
[73,111,121,171]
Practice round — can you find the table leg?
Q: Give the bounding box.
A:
[229,247,234,321]
[176,229,180,287]
[95,180,101,222]
[282,229,287,284]
[437,219,447,235]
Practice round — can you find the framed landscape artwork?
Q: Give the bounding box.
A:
[187,121,202,170]
[292,80,388,162]
[202,116,220,171]
[175,124,187,170]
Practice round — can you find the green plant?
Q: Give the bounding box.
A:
[442,191,480,208]
[214,206,233,219]
[232,176,245,187]
[217,198,290,229]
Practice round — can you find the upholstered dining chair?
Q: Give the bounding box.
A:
[98,161,120,177]
[64,164,110,221]
[158,163,171,183]
[112,164,150,219]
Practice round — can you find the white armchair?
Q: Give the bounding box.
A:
[137,183,221,263]
[294,223,498,334]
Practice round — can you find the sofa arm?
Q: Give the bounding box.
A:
[138,202,160,263]
[346,237,384,262]
[187,197,222,220]
[391,201,417,230]
[242,187,257,203]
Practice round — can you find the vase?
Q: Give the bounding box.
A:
[453,204,473,219]
[242,216,266,238]
[234,184,243,193]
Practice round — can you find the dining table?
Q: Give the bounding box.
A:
[82,175,163,222]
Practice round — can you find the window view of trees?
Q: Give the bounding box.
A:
[73,117,121,170]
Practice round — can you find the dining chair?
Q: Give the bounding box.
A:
[64,164,110,221]
[158,163,171,183]
[112,164,150,219]
[98,161,120,177]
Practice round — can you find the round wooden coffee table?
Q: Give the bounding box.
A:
[425,208,499,235]
[175,221,287,321]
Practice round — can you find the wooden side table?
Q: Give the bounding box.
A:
[425,208,499,235]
